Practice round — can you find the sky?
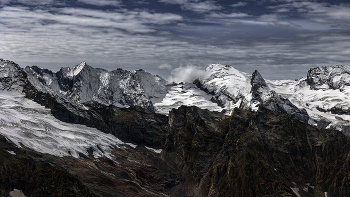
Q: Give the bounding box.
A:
[0,0,350,80]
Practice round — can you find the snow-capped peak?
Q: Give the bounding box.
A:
[0,59,26,91]
[192,64,309,122]
[67,61,86,77]
[25,62,168,111]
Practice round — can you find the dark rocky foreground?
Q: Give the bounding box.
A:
[2,104,350,196]
[0,135,98,197]
[163,106,350,196]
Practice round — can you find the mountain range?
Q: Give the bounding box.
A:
[1,58,350,196]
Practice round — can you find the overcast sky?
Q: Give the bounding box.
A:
[0,0,349,80]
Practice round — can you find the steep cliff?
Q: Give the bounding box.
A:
[163,106,350,197]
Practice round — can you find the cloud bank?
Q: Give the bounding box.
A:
[0,0,349,80]
[168,65,207,83]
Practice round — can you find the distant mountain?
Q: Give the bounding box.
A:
[3,58,350,136]
[266,64,350,136]
[6,59,350,136]
[1,58,350,196]
[25,61,167,112]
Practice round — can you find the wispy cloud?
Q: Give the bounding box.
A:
[0,0,120,7]
[168,65,207,83]
[208,12,250,18]
[0,0,61,6]
[159,0,221,13]
[231,2,247,7]
[0,6,183,33]
[267,1,350,25]
[158,63,173,70]
[77,0,121,7]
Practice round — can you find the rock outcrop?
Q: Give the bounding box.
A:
[250,70,309,123]
[0,59,27,91]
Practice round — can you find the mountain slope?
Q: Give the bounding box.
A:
[267,65,350,136]
[0,59,177,197]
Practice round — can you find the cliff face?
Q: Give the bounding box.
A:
[163,106,350,197]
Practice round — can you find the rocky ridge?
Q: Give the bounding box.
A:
[25,62,167,112]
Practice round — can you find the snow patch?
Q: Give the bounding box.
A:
[10,189,26,197]
[100,72,110,87]
[67,62,86,77]
[154,83,223,115]
[145,146,162,153]
[7,150,16,155]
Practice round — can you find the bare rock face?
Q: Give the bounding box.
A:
[0,59,27,91]
[163,105,350,197]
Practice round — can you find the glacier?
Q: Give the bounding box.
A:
[0,59,139,159]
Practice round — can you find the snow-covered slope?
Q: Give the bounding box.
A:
[193,64,251,114]
[192,64,309,122]
[154,83,223,114]
[267,65,350,136]
[25,62,167,111]
[0,59,141,159]
[0,90,126,159]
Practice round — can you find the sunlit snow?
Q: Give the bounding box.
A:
[154,83,223,114]
[0,90,133,159]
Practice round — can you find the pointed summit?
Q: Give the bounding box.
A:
[251,70,269,98]
[251,70,268,89]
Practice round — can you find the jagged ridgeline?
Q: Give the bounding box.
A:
[1,58,350,197]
